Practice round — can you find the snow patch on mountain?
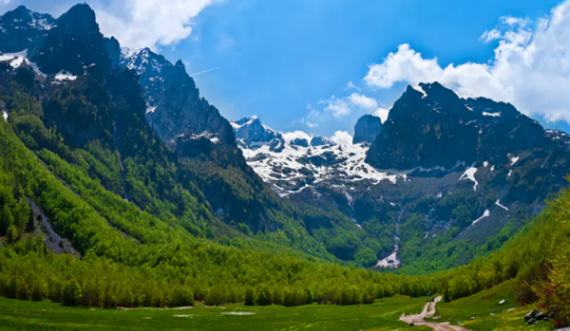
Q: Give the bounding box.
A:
[0,50,28,68]
[241,142,402,196]
[412,85,428,98]
[282,131,312,144]
[460,166,478,191]
[376,251,400,269]
[495,200,509,211]
[472,209,490,225]
[54,71,77,81]
[483,111,501,117]
[234,118,404,196]
[0,50,46,77]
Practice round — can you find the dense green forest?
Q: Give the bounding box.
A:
[2,62,390,268]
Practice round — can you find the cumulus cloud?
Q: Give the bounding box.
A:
[373,107,390,123]
[0,0,217,49]
[95,0,217,49]
[283,131,312,143]
[364,0,570,123]
[329,131,353,146]
[322,93,382,118]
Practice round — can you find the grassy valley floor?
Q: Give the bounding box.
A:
[0,295,430,331]
[427,281,554,330]
[0,281,557,331]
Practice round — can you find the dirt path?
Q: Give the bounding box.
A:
[400,296,470,331]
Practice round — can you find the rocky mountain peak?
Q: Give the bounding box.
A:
[120,47,175,107]
[0,5,55,30]
[290,138,310,147]
[231,116,284,148]
[0,6,55,54]
[353,114,382,145]
[57,3,97,32]
[31,3,111,76]
[311,136,334,147]
[366,82,549,170]
[136,50,231,145]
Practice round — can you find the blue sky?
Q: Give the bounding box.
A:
[167,0,569,136]
[2,0,570,137]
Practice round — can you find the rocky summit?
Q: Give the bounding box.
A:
[0,5,55,55]
[353,114,382,145]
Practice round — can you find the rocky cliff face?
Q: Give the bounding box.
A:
[353,114,382,145]
[121,48,235,146]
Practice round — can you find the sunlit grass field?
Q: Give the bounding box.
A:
[428,281,554,331]
[0,281,556,331]
[0,295,431,331]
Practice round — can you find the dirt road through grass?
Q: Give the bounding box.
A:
[400,296,470,331]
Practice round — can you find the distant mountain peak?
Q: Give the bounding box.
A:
[57,3,98,31]
[231,116,283,148]
[366,81,549,170]
[353,114,382,145]
[0,5,56,54]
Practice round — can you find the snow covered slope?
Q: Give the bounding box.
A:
[232,117,403,196]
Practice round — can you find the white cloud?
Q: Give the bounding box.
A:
[283,131,312,143]
[345,81,361,91]
[364,44,444,89]
[373,107,390,123]
[501,15,529,27]
[329,131,353,146]
[364,0,570,124]
[322,93,381,118]
[322,95,351,118]
[348,93,378,110]
[95,0,217,49]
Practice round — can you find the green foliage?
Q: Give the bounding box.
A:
[0,110,442,309]
[245,287,256,306]
[354,247,378,268]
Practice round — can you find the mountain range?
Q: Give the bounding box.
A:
[1,3,570,275]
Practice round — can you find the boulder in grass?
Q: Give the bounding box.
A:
[535,311,547,320]
[525,310,538,322]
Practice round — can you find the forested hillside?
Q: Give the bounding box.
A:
[0,102,438,307]
[0,3,436,310]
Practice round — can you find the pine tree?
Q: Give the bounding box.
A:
[245,287,256,306]
[6,224,18,244]
[0,206,14,236]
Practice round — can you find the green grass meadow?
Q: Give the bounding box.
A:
[0,281,557,331]
[428,281,554,330]
[0,295,431,331]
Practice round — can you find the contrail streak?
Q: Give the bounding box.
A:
[188,66,225,77]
